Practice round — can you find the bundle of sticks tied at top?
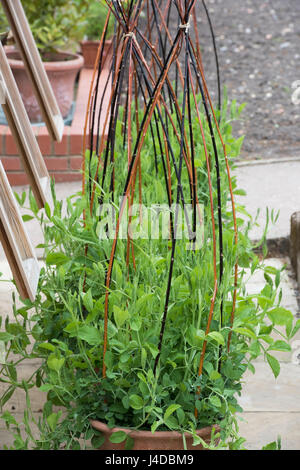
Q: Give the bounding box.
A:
[81,0,238,389]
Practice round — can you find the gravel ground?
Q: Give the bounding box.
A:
[197,0,300,160]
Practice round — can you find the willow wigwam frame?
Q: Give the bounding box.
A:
[82,0,238,413]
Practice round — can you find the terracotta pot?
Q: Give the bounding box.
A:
[90,420,220,450]
[80,39,113,69]
[5,49,84,123]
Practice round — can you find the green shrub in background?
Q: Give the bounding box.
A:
[0,1,115,56]
[83,0,114,40]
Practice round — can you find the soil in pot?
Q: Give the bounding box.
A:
[90,420,220,450]
[5,49,84,123]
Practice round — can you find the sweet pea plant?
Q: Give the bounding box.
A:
[1,94,298,450]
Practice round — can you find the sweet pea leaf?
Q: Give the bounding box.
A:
[129,312,142,331]
[210,370,221,381]
[151,420,163,433]
[141,348,147,368]
[104,351,114,369]
[109,431,127,444]
[289,319,300,339]
[46,252,69,266]
[267,308,293,326]
[22,214,34,222]
[209,395,222,408]
[266,353,280,378]
[38,342,56,352]
[164,404,181,421]
[113,306,129,328]
[186,325,205,347]
[234,327,257,340]
[207,331,225,345]
[146,343,159,359]
[262,441,278,450]
[268,340,291,352]
[91,434,105,448]
[125,435,134,450]
[129,394,144,410]
[77,325,101,346]
[0,332,15,342]
[0,411,18,427]
[47,354,65,372]
[39,384,53,392]
[47,411,62,432]
[82,289,93,313]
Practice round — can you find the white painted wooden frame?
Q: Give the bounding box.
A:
[0,41,50,209]
[1,0,64,142]
[0,161,40,301]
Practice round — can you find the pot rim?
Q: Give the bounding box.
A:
[90,419,220,441]
[80,38,113,45]
[5,50,84,70]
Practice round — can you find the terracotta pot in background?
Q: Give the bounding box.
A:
[5,49,84,123]
[80,39,113,69]
[90,420,220,450]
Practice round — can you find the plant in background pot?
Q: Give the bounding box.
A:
[0,0,90,122]
[80,0,115,69]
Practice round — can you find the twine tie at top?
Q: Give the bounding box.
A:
[123,31,135,40]
[179,22,190,32]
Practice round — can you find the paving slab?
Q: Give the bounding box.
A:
[237,412,300,450]
[239,359,300,449]
[234,160,300,241]
[238,362,300,413]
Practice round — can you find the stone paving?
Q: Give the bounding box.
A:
[234,159,300,241]
[0,176,300,450]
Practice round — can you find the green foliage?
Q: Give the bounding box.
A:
[0,0,90,56]
[0,96,297,450]
[83,1,114,40]
[262,436,282,450]
[0,1,115,54]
